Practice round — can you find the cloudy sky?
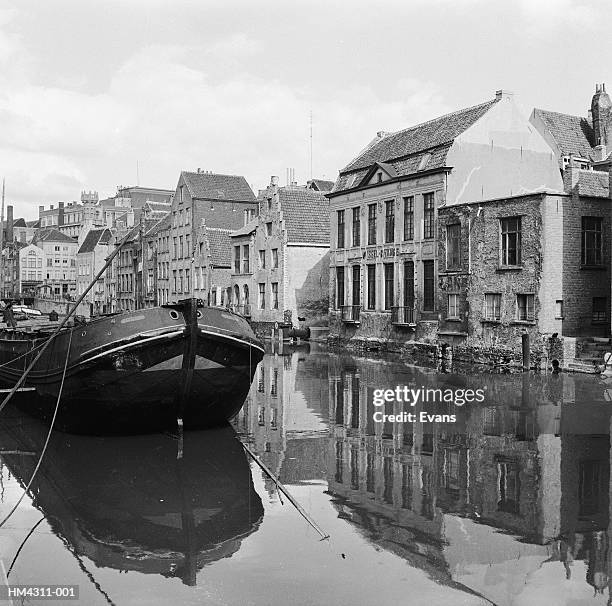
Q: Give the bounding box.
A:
[0,0,610,218]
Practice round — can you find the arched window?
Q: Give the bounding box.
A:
[234,285,240,306]
[243,284,249,305]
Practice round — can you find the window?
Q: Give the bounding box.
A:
[403,196,414,241]
[368,204,377,245]
[500,217,521,266]
[555,300,563,319]
[385,200,395,243]
[423,260,434,311]
[258,283,266,309]
[485,293,501,320]
[271,248,278,269]
[448,294,459,318]
[234,246,241,273]
[446,224,461,269]
[271,282,279,309]
[242,245,250,273]
[404,261,415,307]
[336,267,345,308]
[384,264,394,310]
[266,222,272,236]
[178,270,184,293]
[179,236,184,258]
[352,265,360,305]
[185,208,190,225]
[516,294,535,321]
[259,249,266,269]
[423,193,435,239]
[581,217,603,265]
[497,458,520,514]
[185,269,190,293]
[367,265,376,310]
[593,297,607,323]
[337,210,345,249]
[352,207,360,247]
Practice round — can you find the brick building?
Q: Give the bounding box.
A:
[168,170,257,303]
[327,90,561,345]
[435,84,612,366]
[230,177,330,331]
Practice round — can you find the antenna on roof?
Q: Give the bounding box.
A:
[309,110,313,180]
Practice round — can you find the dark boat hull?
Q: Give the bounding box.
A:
[0,303,264,432]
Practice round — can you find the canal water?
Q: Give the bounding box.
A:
[0,343,611,605]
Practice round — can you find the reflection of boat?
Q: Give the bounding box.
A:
[0,300,264,430]
[0,409,264,584]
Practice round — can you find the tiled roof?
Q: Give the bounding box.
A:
[332,143,453,193]
[143,201,171,211]
[12,218,26,228]
[279,187,329,244]
[206,227,233,266]
[182,172,256,202]
[339,99,499,178]
[34,228,77,243]
[532,108,594,159]
[78,228,112,254]
[144,214,169,237]
[307,179,335,192]
[577,170,609,197]
[230,218,258,238]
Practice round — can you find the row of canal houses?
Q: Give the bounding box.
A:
[56,82,612,365]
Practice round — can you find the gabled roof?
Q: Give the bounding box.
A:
[532,108,594,159]
[34,228,77,244]
[206,227,233,266]
[12,218,27,228]
[279,187,329,244]
[307,179,335,192]
[338,98,499,182]
[78,228,112,254]
[26,220,40,228]
[182,172,256,202]
[230,218,258,238]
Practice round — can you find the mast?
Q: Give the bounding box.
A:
[0,179,5,299]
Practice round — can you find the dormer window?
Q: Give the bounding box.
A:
[377,172,383,183]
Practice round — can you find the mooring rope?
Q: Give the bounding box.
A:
[0,330,72,529]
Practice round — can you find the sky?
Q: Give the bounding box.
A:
[0,0,610,219]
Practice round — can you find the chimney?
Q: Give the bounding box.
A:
[270,176,279,187]
[38,205,44,216]
[58,201,65,226]
[6,206,13,243]
[563,155,581,197]
[50,204,54,210]
[591,82,612,160]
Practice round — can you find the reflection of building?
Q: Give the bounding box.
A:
[326,352,612,602]
[233,344,329,494]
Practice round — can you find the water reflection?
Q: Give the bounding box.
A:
[3,345,612,605]
[0,409,263,586]
[236,346,612,605]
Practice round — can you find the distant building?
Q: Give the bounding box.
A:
[230,177,330,330]
[17,243,44,297]
[76,228,113,315]
[168,170,257,303]
[32,228,78,299]
[307,179,334,193]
